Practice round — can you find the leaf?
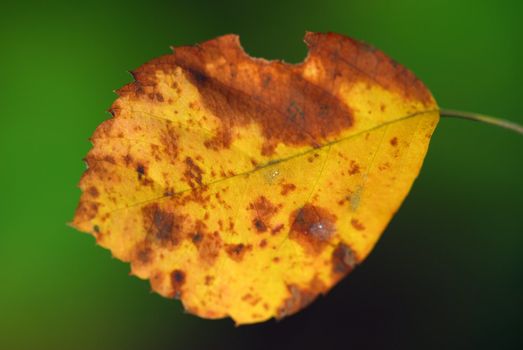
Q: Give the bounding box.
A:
[72,32,439,324]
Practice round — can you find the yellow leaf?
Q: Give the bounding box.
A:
[72,32,439,324]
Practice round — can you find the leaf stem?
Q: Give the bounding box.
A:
[439,108,523,135]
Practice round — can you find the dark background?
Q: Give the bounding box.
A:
[0,0,522,349]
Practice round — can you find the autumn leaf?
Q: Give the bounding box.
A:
[72,32,439,324]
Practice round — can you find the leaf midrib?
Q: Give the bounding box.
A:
[94,108,438,218]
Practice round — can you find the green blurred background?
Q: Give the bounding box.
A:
[1,0,522,349]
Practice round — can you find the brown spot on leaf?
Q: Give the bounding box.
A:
[390,137,398,146]
[161,123,179,160]
[189,101,200,110]
[170,269,186,298]
[249,196,280,233]
[75,200,99,222]
[271,223,284,235]
[276,276,326,319]
[242,293,261,306]
[277,285,316,319]
[189,220,221,264]
[150,144,161,161]
[136,164,146,180]
[204,275,214,286]
[378,162,391,171]
[183,157,204,189]
[87,186,99,198]
[136,168,154,186]
[332,243,358,277]
[253,219,267,233]
[103,155,116,164]
[171,81,182,94]
[225,243,252,262]
[196,231,222,265]
[348,160,360,175]
[142,203,185,247]
[280,183,296,195]
[350,218,365,231]
[137,248,152,264]
[289,204,337,253]
[134,242,153,265]
[123,154,133,166]
[191,231,203,244]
